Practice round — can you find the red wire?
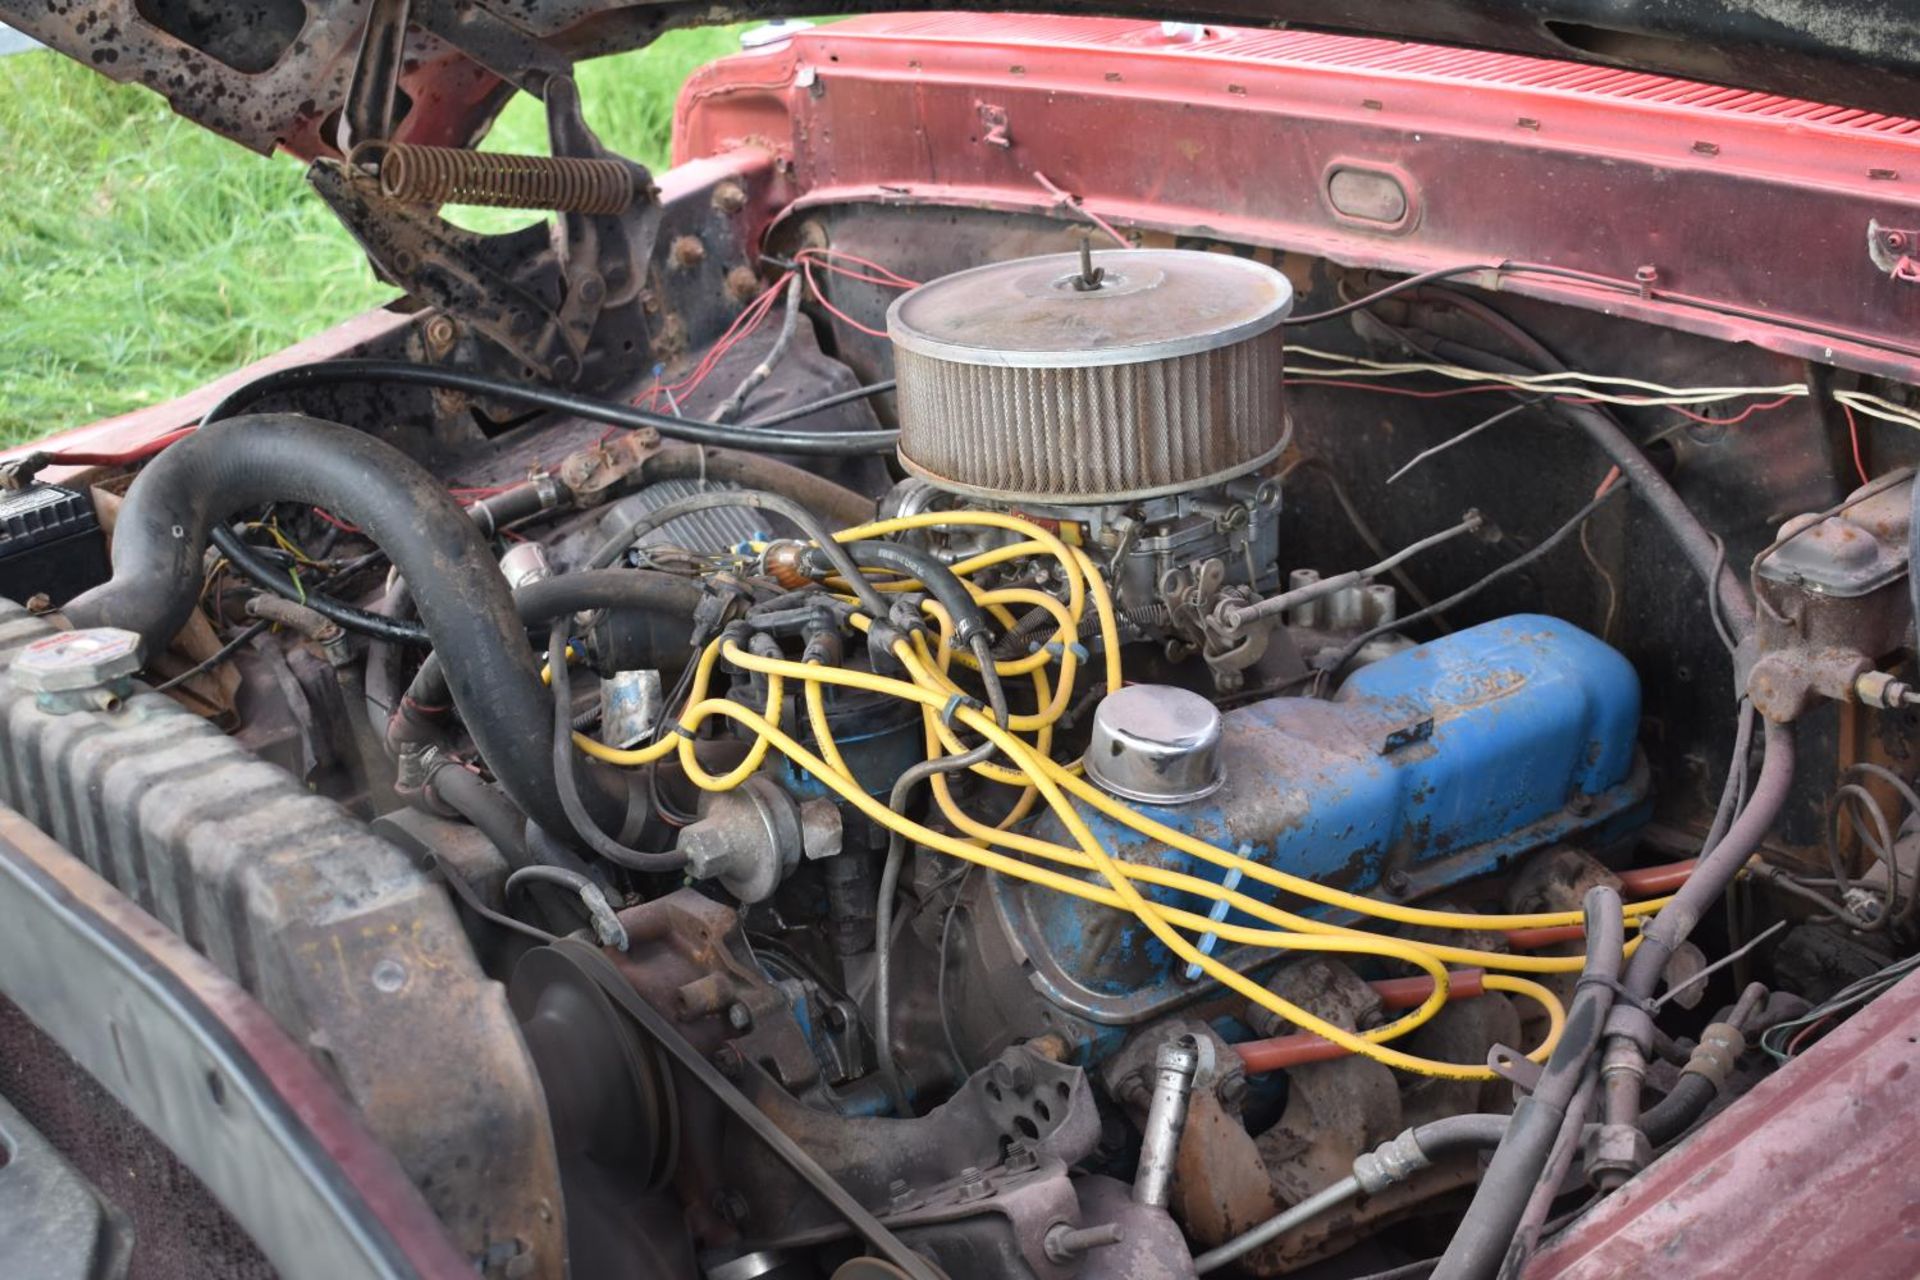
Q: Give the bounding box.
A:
[1785,1014,1832,1058]
[309,507,363,534]
[1842,402,1872,486]
[801,258,891,339]
[795,246,922,288]
[1662,394,1797,427]
[39,424,197,466]
[634,270,791,412]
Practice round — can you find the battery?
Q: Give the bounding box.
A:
[0,482,111,607]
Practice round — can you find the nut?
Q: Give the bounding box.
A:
[1583,1122,1651,1189]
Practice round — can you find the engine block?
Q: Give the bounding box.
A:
[958,615,1645,1044]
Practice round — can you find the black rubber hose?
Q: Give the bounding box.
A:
[1909,471,1919,641]
[872,741,996,1115]
[800,541,993,647]
[1635,1073,1715,1148]
[547,619,687,874]
[363,579,414,727]
[209,525,432,647]
[1431,886,1625,1280]
[426,763,533,868]
[200,358,900,457]
[211,440,876,648]
[394,569,704,748]
[467,481,560,538]
[733,378,896,430]
[63,413,583,836]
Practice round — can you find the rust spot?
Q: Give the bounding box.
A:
[724,265,762,305]
[669,235,707,270]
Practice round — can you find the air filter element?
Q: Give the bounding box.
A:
[887,248,1293,504]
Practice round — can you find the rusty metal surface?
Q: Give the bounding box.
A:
[0,806,472,1280]
[10,0,1920,159]
[376,142,637,214]
[0,600,565,1278]
[1528,963,1920,1280]
[679,13,1920,384]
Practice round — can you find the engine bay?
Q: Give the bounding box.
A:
[3,10,1920,1280]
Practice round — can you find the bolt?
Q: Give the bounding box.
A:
[1889,231,1909,251]
[423,314,456,354]
[579,276,605,305]
[711,1189,748,1224]
[889,1178,913,1209]
[1634,264,1659,298]
[1217,1073,1249,1110]
[1045,1222,1125,1264]
[825,1004,850,1031]
[24,592,50,614]
[668,235,706,269]
[726,1002,754,1032]
[1567,791,1595,817]
[710,182,748,213]
[370,958,407,993]
[1383,869,1412,898]
[956,1166,990,1202]
[1003,1140,1038,1173]
[724,264,761,304]
[712,1045,744,1078]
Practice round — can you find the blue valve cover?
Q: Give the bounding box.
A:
[1002,615,1646,1020]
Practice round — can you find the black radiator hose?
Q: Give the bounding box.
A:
[393,568,705,750]
[63,413,592,836]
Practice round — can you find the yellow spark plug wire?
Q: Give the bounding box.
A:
[714,637,1566,1079]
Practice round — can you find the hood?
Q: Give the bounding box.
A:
[5,2,1920,159]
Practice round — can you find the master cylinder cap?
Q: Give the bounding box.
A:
[1086,685,1225,806]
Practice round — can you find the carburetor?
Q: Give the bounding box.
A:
[881,244,1296,688]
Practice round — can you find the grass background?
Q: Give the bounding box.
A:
[0,25,747,444]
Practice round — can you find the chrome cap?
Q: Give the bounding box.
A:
[1085,685,1225,806]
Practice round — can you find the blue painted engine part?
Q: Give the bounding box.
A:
[991,614,1647,1029]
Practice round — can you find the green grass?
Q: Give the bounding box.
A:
[0,25,746,444]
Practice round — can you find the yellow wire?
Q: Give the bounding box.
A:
[549,511,1607,1076]
[671,670,1558,1079]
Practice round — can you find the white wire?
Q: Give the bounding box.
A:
[1286,364,1797,408]
[1284,349,1810,408]
[1286,345,1809,397]
[1836,389,1920,430]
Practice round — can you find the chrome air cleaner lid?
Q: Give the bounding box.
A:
[886,248,1293,504]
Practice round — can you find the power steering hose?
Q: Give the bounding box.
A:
[1594,721,1796,1157]
[1430,886,1625,1280]
[63,413,611,838]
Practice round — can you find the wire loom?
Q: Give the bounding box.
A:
[552,507,1688,1081]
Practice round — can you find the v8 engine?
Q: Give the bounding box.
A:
[2,84,1914,1279]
